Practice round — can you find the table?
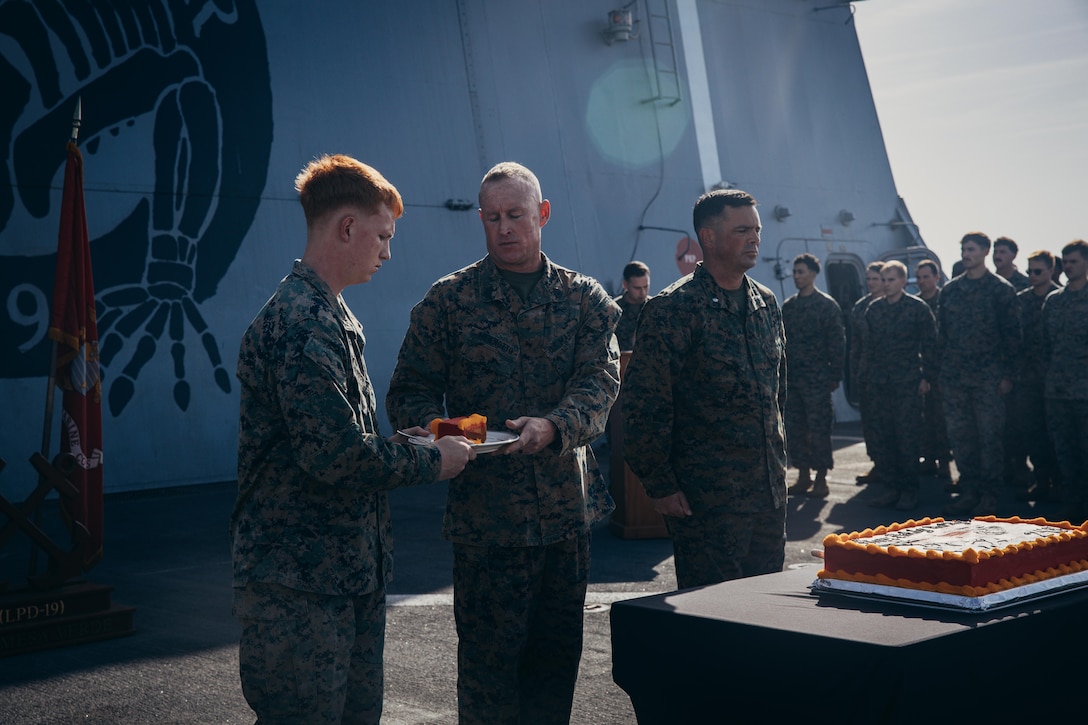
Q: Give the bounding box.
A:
[611,566,1088,723]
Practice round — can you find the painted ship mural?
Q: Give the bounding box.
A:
[0,0,937,497]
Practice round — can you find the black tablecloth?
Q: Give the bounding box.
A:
[610,566,1088,723]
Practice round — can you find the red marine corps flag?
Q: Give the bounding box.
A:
[47,131,104,567]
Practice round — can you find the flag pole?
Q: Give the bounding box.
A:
[32,98,82,577]
[40,98,81,458]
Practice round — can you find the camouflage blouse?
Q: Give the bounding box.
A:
[621,264,787,514]
[232,261,442,597]
[781,289,844,389]
[934,271,1021,386]
[1043,283,1088,401]
[386,254,620,547]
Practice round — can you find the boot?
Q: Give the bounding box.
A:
[787,468,812,495]
[895,489,919,511]
[868,487,901,508]
[808,469,829,498]
[856,465,880,486]
[943,491,979,517]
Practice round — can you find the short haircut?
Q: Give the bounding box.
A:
[866,261,885,273]
[916,259,939,277]
[961,231,992,252]
[882,260,907,278]
[623,260,650,281]
[479,161,542,205]
[793,253,820,274]
[692,189,757,234]
[295,154,403,226]
[1027,250,1055,269]
[1061,239,1088,260]
[993,236,1018,254]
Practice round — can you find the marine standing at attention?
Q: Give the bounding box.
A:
[386,162,620,724]
[850,261,885,485]
[1042,239,1088,525]
[862,261,936,512]
[622,188,786,589]
[935,232,1021,516]
[231,154,476,724]
[914,259,952,480]
[613,260,651,351]
[1014,250,1061,502]
[782,252,844,498]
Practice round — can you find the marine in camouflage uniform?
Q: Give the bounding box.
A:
[849,261,885,483]
[861,262,935,511]
[781,255,844,495]
[934,233,1021,515]
[231,155,473,725]
[614,293,646,351]
[1043,241,1088,524]
[613,260,651,351]
[1014,273,1060,499]
[386,162,620,725]
[622,189,786,590]
[993,237,1033,491]
[917,281,952,478]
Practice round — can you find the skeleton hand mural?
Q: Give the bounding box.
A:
[0,0,272,415]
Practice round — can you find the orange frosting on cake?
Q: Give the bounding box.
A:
[430,414,487,444]
[818,516,1088,597]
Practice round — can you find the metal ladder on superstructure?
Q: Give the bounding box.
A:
[642,0,683,106]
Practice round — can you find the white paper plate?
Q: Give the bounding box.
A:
[399,430,519,454]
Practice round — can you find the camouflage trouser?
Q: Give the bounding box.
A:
[1047,398,1088,510]
[784,381,834,470]
[941,380,1005,497]
[1014,380,1061,488]
[856,378,878,461]
[921,382,951,465]
[452,533,589,725]
[1003,389,1032,486]
[234,582,386,725]
[866,381,923,492]
[666,507,785,589]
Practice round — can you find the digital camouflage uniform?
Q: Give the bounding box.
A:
[1014,283,1061,496]
[849,292,878,460]
[919,291,951,471]
[861,294,935,494]
[1042,283,1088,520]
[1001,269,1034,488]
[232,261,443,725]
[933,272,1021,500]
[1003,269,1031,291]
[622,264,787,589]
[613,293,647,351]
[386,253,620,725]
[781,289,844,471]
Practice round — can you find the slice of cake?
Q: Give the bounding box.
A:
[429,414,487,444]
[818,516,1088,597]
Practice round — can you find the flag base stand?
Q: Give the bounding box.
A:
[0,455,134,657]
[0,580,135,657]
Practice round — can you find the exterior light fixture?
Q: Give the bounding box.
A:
[603,8,635,44]
[773,205,791,222]
[839,209,855,226]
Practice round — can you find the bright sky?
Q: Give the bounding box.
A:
[853,0,1088,276]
